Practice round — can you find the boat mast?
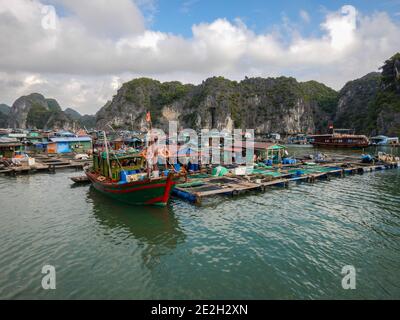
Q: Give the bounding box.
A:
[103,131,112,179]
[145,111,153,178]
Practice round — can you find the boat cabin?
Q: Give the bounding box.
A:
[310,129,370,148]
[93,150,146,182]
[112,137,143,151]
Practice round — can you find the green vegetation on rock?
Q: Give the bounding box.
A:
[0,104,10,115]
[0,104,10,128]
[5,53,400,135]
[96,75,339,134]
[370,53,400,136]
[26,103,52,129]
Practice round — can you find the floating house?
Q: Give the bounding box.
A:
[370,135,399,146]
[8,132,27,141]
[0,129,11,138]
[269,133,281,141]
[253,142,288,164]
[47,136,92,154]
[226,141,289,165]
[0,138,23,158]
[287,134,311,145]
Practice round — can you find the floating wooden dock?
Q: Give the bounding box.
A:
[0,154,89,176]
[172,161,399,205]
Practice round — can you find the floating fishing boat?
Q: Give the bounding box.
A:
[370,135,399,146]
[310,129,369,148]
[85,134,184,206]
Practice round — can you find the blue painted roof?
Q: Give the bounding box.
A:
[50,137,92,143]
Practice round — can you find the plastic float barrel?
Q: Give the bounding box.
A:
[282,158,297,165]
[295,170,303,176]
[361,154,373,163]
[120,171,128,182]
[188,163,199,172]
[172,189,197,203]
[264,159,273,166]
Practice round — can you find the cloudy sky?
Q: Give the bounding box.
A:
[0,0,399,114]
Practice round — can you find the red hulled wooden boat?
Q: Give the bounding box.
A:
[86,169,178,206]
[85,140,184,206]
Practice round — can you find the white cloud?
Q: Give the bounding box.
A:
[0,1,399,114]
[299,10,311,23]
[322,5,357,51]
[51,0,145,37]
[181,0,200,14]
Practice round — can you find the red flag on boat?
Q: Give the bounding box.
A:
[146,111,151,123]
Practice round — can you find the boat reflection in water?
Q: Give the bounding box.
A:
[86,187,186,268]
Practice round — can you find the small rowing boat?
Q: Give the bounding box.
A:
[70,176,90,184]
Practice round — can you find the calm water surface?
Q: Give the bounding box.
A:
[0,147,399,299]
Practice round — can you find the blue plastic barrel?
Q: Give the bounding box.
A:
[120,171,128,182]
[265,159,273,166]
[189,163,199,171]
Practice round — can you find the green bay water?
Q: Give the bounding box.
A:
[0,148,400,299]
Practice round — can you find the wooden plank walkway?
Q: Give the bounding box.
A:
[0,155,88,175]
[172,161,399,205]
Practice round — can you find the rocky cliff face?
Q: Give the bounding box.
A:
[335,53,400,136]
[0,104,10,115]
[64,108,82,121]
[7,93,77,130]
[96,53,400,136]
[96,76,338,134]
[96,78,194,131]
[4,53,399,135]
[9,93,44,128]
[335,72,381,134]
[374,53,400,136]
[65,108,97,129]
[0,104,10,127]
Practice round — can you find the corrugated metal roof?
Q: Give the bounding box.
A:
[0,137,20,144]
[50,137,92,143]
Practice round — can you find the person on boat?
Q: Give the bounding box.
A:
[145,139,160,177]
[253,153,262,164]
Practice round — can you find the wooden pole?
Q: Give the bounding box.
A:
[103,131,112,179]
[145,111,153,178]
